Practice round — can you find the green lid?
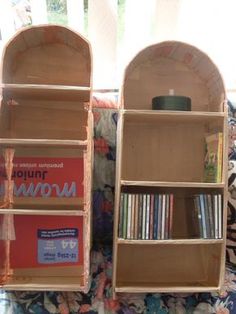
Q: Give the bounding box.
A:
[152,95,191,111]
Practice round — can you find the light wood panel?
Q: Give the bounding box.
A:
[115,286,220,294]
[0,209,85,215]
[1,83,91,102]
[0,138,87,147]
[0,238,6,280]
[123,109,226,123]
[0,101,88,140]
[121,180,225,188]
[11,265,83,278]
[2,25,91,87]
[121,117,224,182]
[3,275,85,291]
[122,122,204,182]
[117,239,223,245]
[6,43,89,85]
[112,111,124,298]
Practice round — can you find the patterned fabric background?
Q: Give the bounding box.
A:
[227,100,236,269]
[1,97,236,313]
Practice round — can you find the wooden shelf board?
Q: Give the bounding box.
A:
[123,109,226,123]
[2,284,86,291]
[0,138,87,147]
[1,270,87,291]
[117,239,223,245]
[0,209,86,216]
[115,285,220,294]
[1,83,91,101]
[121,180,225,188]
[2,275,86,291]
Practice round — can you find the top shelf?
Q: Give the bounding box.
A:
[122,41,226,112]
[122,110,226,124]
[1,84,91,102]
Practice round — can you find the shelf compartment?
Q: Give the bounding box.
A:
[2,25,91,95]
[0,99,90,141]
[115,243,222,290]
[121,115,224,182]
[1,84,91,102]
[0,214,88,291]
[119,185,224,240]
[0,146,86,211]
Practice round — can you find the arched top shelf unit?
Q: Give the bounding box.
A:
[122,41,226,112]
[2,24,91,86]
[1,25,92,103]
[0,25,93,140]
[0,26,93,293]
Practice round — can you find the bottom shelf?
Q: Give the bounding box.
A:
[0,214,89,291]
[115,284,220,294]
[2,267,86,291]
[115,242,223,292]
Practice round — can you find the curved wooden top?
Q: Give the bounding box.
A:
[1,24,92,87]
[122,41,226,112]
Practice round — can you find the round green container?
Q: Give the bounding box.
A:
[152,95,191,111]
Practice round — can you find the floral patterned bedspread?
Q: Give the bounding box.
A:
[1,98,236,314]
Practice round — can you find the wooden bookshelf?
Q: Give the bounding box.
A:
[0,25,93,292]
[113,41,228,295]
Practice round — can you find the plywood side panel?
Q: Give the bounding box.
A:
[0,238,7,283]
[112,112,124,296]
